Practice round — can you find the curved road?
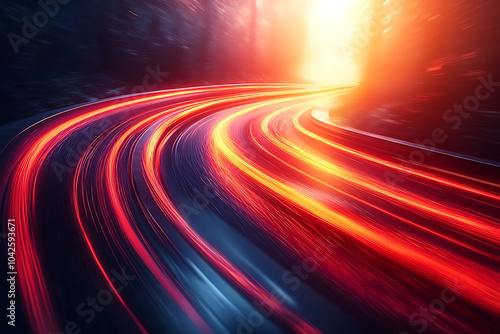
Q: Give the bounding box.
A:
[1,84,499,333]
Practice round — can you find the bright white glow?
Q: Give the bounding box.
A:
[300,0,365,84]
[314,0,353,20]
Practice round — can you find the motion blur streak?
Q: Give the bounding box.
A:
[1,83,499,333]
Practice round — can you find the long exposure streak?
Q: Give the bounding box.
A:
[1,84,499,333]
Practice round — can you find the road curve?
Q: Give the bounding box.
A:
[1,84,499,333]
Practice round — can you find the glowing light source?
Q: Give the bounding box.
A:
[301,0,365,84]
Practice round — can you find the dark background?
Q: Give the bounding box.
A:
[0,0,307,125]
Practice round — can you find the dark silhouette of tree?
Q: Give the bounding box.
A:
[198,0,215,76]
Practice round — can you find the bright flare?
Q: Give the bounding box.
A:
[301,0,365,84]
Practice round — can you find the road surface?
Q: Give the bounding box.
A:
[1,84,499,333]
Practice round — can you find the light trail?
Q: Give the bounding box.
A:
[0,83,498,333]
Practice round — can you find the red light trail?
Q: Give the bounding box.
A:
[1,84,499,333]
